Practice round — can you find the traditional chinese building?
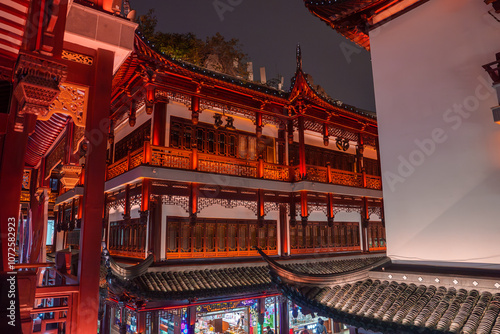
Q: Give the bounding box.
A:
[282,0,500,333]
[87,32,386,333]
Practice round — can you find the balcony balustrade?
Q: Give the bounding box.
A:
[106,142,382,190]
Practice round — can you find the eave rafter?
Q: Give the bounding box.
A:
[304,0,428,50]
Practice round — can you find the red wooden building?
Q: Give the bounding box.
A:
[89,32,385,333]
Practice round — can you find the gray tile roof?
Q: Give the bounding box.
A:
[109,256,386,301]
[280,279,500,334]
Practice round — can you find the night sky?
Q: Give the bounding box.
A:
[130,0,376,112]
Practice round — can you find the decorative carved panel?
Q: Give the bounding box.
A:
[42,83,89,127]
[13,53,67,127]
[332,204,362,215]
[197,198,257,214]
[22,169,31,190]
[61,50,93,65]
[156,90,191,108]
[368,206,382,219]
[264,202,280,215]
[161,195,190,213]
[309,203,328,215]
[200,98,256,123]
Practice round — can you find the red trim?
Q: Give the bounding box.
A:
[10,0,30,8]
[0,26,23,41]
[0,37,20,50]
[131,293,282,312]
[0,46,18,59]
[0,2,28,20]
[0,15,25,31]
[36,0,46,52]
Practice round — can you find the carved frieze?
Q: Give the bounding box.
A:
[61,50,93,66]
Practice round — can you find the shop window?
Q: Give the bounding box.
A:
[159,308,186,334]
[196,300,258,334]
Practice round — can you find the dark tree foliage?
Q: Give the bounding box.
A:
[138,9,249,78]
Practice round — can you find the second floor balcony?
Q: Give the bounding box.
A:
[106,141,382,190]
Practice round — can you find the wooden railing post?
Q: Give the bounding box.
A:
[143,141,151,164]
[126,150,131,171]
[258,157,264,178]
[327,162,332,183]
[191,148,198,170]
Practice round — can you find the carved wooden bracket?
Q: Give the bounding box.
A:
[13,53,67,131]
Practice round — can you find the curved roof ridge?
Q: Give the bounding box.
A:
[257,247,390,285]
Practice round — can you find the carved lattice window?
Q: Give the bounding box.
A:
[166,217,277,258]
[169,116,273,162]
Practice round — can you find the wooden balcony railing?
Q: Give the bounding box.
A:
[106,142,382,190]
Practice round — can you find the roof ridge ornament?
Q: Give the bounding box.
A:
[296,43,302,71]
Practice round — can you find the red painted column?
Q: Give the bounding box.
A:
[361,197,369,253]
[279,205,288,256]
[357,134,366,188]
[187,306,196,334]
[278,296,289,334]
[257,189,265,226]
[298,117,306,179]
[327,193,335,226]
[150,196,163,261]
[300,191,308,226]
[152,102,167,146]
[123,184,131,221]
[76,48,113,333]
[0,104,36,270]
[191,95,200,125]
[278,122,286,165]
[189,183,198,224]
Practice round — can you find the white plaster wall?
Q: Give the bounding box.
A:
[370,0,500,267]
